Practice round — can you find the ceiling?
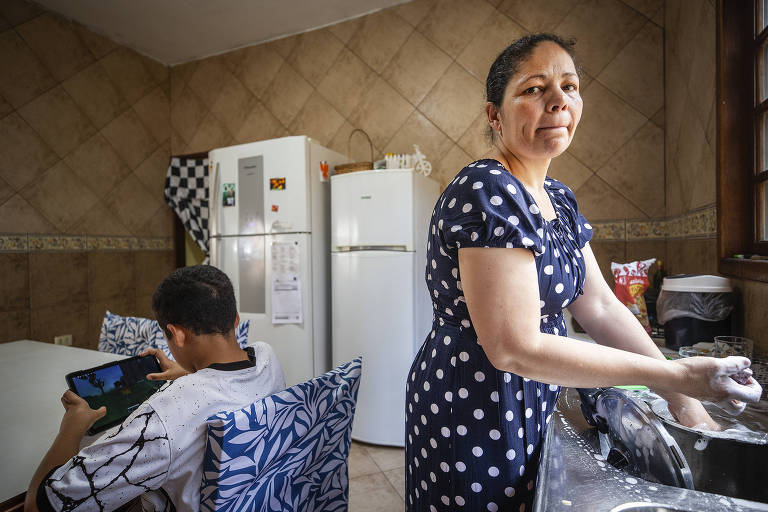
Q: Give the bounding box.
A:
[33,0,409,65]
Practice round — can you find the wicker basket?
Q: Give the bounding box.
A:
[334,129,374,175]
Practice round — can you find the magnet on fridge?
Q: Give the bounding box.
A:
[270,177,286,190]
[222,183,236,207]
[271,204,279,212]
[320,160,329,182]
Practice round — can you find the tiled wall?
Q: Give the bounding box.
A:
[168,0,665,223]
[0,0,177,345]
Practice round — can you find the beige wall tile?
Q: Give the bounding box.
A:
[554,0,646,76]
[622,0,663,20]
[288,28,345,84]
[262,63,313,126]
[499,0,578,32]
[16,13,93,81]
[348,10,412,74]
[232,45,285,99]
[0,253,29,311]
[20,160,99,231]
[328,122,377,162]
[88,251,135,301]
[101,108,158,170]
[0,112,58,191]
[456,11,526,81]
[547,150,593,192]
[597,121,664,217]
[169,61,197,104]
[349,76,413,150]
[62,61,129,129]
[568,81,646,170]
[30,300,89,347]
[393,0,436,27]
[686,1,715,130]
[104,174,161,234]
[384,110,453,163]
[0,30,56,108]
[209,74,258,138]
[133,142,170,201]
[419,63,485,142]
[100,47,160,104]
[186,56,229,108]
[0,194,56,233]
[266,34,300,59]
[64,133,131,197]
[0,0,43,27]
[287,91,345,147]
[317,48,376,119]
[74,24,118,60]
[665,238,716,276]
[133,293,155,320]
[597,21,663,118]
[327,17,363,44]
[171,86,208,146]
[575,174,646,221]
[436,143,473,187]
[185,111,233,154]
[0,94,12,118]
[235,100,286,145]
[589,240,627,285]
[381,30,451,106]
[18,85,96,158]
[69,202,131,236]
[134,250,176,297]
[139,204,175,237]
[29,251,88,309]
[739,279,768,354]
[417,0,495,58]
[133,86,170,143]
[0,308,30,343]
[457,113,492,161]
[0,176,13,205]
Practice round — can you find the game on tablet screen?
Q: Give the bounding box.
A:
[68,355,164,434]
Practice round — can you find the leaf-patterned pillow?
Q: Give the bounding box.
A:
[200,358,362,512]
[99,312,251,359]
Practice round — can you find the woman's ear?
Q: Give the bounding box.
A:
[166,324,186,348]
[485,102,502,137]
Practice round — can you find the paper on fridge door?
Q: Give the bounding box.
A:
[271,241,303,324]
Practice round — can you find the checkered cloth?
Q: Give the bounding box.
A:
[165,157,209,258]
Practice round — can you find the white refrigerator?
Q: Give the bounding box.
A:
[331,168,439,446]
[208,136,348,386]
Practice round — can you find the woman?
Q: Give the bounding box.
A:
[404,34,761,512]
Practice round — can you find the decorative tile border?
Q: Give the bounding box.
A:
[590,205,717,242]
[0,234,173,253]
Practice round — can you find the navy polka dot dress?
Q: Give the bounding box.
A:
[405,159,594,511]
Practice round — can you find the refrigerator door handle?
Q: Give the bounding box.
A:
[209,161,220,239]
[334,245,408,252]
[209,235,219,266]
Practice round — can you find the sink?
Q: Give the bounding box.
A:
[610,504,696,512]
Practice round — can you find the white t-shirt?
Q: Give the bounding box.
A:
[39,343,285,511]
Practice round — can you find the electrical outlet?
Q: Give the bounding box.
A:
[54,334,73,346]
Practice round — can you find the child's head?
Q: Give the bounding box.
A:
[152,265,238,345]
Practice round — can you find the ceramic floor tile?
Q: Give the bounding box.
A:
[383,466,405,500]
[362,443,405,472]
[349,471,404,512]
[348,441,380,479]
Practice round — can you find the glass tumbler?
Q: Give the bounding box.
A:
[713,336,754,360]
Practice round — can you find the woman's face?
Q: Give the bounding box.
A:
[490,41,582,161]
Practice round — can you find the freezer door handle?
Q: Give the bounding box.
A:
[209,162,220,238]
[209,235,219,266]
[333,245,408,252]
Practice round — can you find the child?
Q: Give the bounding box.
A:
[26,265,285,511]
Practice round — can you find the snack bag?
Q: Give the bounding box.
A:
[611,259,656,334]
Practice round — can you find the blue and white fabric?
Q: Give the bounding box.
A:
[99,311,251,359]
[405,159,593,511]
[200,357,363,512]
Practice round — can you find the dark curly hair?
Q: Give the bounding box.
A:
[485,33,578,142]
[152,264,237,338]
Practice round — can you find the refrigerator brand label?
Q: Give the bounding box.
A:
[222,183,235,207]
[360,195,372,199]
[270,177,286,190]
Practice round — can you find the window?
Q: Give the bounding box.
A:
[718,0,768,282]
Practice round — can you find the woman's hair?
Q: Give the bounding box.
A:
[485,33,578,142]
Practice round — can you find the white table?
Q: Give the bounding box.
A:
[0,341,125,503]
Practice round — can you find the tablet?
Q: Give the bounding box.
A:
[65,355,164,435]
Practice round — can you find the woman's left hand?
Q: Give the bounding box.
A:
[666,395,720,431]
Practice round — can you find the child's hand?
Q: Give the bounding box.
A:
[59,390,106,436]
[141,348,188,381]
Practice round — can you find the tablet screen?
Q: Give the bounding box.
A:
[67,355,164,434]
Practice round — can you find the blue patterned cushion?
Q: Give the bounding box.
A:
[99,311,250,359]
[200,358,363,512]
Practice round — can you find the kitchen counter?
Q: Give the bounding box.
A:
[533,388,768,512]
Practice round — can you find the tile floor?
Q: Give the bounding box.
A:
[348,441,405,511]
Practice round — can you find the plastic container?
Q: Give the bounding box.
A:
[656,275,735,351]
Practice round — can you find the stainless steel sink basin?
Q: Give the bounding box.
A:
[610,504,695,512]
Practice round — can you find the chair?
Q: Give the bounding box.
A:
[98,310,251,358]
[200,358,363,512]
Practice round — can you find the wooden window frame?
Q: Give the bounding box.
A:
[717,0,768,282]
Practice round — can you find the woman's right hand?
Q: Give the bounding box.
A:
[673,356,762,406]
[141,348,188,381]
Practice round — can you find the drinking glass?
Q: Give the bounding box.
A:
[713,336,754,360]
